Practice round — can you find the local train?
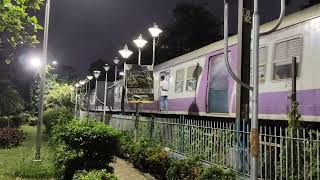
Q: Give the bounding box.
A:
[95,4,320,122]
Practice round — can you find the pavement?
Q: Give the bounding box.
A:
[111,158,155,180]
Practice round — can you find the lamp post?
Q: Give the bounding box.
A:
[79,80,86,117]
[34,0,50,161]
[74,83,80,118]
[119,44,133,114]
[113,57,120,83]
[133,34,147,65]
[103,64,110,122]
[133,34,147,141]
[86,75,93,118]
[148,23,162,67]
[93,71,101,110]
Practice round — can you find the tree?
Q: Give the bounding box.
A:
[0,80,24,115]
[0,0,43,64]
[88,59,117,82]
[306,0,320,6]
[129,2,222,65]
[157,2,222,64]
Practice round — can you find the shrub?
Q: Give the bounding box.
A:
[147,149,171,180]
[53,144,78,179]
[11,153,55,178]
[43,108,73,136]
[130,138,159,170]
[28,116,38,126]
[0,116,13,128]
[199,165,236,180]
[15,112,31,125]
[58,120,121,179]
[166,157,203,180]
[73,170,117,180]
[118,132,134,159]
[0,128,25,148]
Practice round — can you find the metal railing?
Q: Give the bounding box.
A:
[110,114,320,179]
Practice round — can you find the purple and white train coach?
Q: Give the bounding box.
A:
[112,5,320,122]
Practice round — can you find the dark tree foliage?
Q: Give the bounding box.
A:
[88,59,119,82]
[157,2,222,64]
[0,80,25,115]
[307,0,320,6]
[130,2,222,65]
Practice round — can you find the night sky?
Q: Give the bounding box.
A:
[44,0,307,74]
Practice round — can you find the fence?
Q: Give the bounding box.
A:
[110,114,320,180]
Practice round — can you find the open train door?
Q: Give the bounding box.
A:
[158,70,170,111]
[207,54,229,113]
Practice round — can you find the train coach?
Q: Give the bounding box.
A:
[110,4,320,122]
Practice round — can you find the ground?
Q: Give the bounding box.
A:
[0,125,154,180]
[0,126,53,180]
[111,158,155,180]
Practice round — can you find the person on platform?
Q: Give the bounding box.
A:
[159,76,169,111]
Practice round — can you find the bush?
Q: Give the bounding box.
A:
[73,170,117,180]
[147,149,171,180]
[11,153,55,178]
[15,112,32,125]
[28,116,38,126]
[43,108,73,136]
[0,116,13,128]
[166,157,203,180]
[118,132,135,159]
[0,128,25,148]
[130,138,159,170]
[57,120,121,179]
[199,165,236,180]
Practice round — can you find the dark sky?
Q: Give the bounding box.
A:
[45,0,307,74]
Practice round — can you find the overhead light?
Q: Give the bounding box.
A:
[133,34,147,49]
[104,64,110,72]
[149,23,163,38]
[118,44,133,59]
[87,75,94,80]
[93,70,101,79]
[113,57,120,65]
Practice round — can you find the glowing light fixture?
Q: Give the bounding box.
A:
[93,70,101,79]
[87,75,94,80]
[133,34,147,48]
[118,44,133,59]
[149,23,162,38]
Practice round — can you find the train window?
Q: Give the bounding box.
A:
[175,69,185,93]
[259,47,267,81]
[186,66,197,91]
[250,47,267,83]
[273,37,302,80]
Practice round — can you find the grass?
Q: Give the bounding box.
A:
[0,125,55,180]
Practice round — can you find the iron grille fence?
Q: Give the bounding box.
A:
[110,114,320,180]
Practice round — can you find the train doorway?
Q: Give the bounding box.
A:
[207,54,229,113]
[159,70,170,111]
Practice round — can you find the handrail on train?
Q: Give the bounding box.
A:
[223,0,285,91]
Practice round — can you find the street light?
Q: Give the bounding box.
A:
[133,34,147,65]
[103,64,110,122]
[74,83,80,118]
[31,57,41,68]
[93,70,101,110]
[52,60,57,66]
[113,57,120,83]
[35,0,50,161]
[148,23,162,67]
[86,75,94,118]
[119,71,124,76]
[119,44,133,114]
[119,44,133,59]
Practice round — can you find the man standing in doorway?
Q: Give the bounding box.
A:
[159,76,168,111]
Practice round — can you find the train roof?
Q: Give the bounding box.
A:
[154,4,320,71]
